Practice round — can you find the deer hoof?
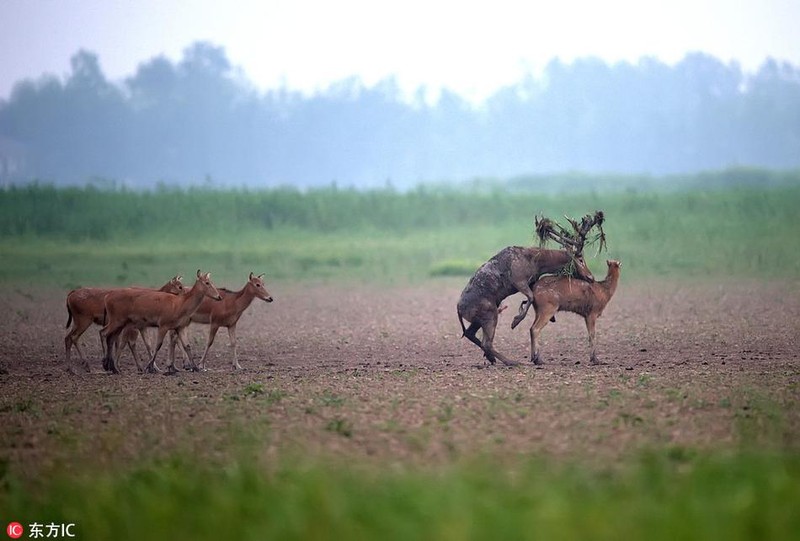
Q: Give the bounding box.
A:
[511,315,524,330]
[532,354,544,366]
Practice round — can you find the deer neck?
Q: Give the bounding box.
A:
[600,268,620,298]
[537,249,573,275]
[181,281,209,316]
[231,285,257,314]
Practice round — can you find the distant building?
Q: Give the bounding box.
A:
[0,136,28,187]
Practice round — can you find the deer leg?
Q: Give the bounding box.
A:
[228,326,243,370]
[144,329,168,374]
[530,306,556,365]
[179,329,194,369]
[100,319,128,374]
[166,329,193,370]
[174,329,196,372]
[481,316,519,367]
[585,315,606,365]
[138,328,153,359]
[73,342,91,372]
[167,330,177,368]
[510,282,535,330]
[198,324,220,371]
[126,335,146,373]
[65,318,92,367]
[463,321,483,349]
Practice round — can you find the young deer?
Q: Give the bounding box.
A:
[168,272,274,371]
[64,275,184,371]
[100,270,222,374]
[457,247,594,366]
[528,259,621,366]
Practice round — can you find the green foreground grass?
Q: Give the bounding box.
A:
[1,178,800,286]
[2,451,799,541]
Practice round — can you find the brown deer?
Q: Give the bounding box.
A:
[457,211,605,366]
[64,275,184,371]
[528,259,621,366]
[166,272,274,371]
[100,270,222,374]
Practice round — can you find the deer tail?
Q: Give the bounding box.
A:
[458,310,467,337]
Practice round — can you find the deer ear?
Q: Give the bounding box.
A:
[196,269,202,278]
[258,273,265,279]
[249,272,254,280]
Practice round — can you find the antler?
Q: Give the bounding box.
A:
[535,210,606,256]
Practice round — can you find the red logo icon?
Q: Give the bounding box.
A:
[6,522,24,539]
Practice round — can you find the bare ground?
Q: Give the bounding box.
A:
[1,278,799,479]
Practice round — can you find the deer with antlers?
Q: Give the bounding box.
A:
[162,272,274,371]
[456,211,604,366]
[64,275,185,372]
[100,270,222,374]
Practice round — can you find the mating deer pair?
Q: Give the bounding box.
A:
[458,211,619,366]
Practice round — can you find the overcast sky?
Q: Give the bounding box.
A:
[1,0,799,103]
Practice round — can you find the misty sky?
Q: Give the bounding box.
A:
[2,0,799,103]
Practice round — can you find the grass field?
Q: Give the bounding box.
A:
[1,176,800,286]
[4,452,798,541]
[1,172,800,540]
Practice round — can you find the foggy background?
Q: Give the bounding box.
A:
[2,43,799,189]
[1,0,799,190]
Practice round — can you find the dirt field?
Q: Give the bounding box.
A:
[1,278,799,479]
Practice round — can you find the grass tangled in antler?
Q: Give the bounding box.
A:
[535,210,607,256]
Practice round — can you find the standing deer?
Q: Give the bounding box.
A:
[100,270,222,374]
[528,259,621,366]
[457,211,605,366]
[167,272,274,371]
[64,275,184,371]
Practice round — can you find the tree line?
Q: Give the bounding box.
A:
[1,42,799,188]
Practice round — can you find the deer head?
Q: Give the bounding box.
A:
[248,272,274,303]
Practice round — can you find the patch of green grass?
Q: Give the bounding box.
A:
[325,418,353,438]
[1,180,800,285]
[1,451,799,541]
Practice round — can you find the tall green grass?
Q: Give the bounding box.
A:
[1,175,799,286]
[2,451,798,541]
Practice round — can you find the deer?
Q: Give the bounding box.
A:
[64,275,184,372]
[528,259,621,366]
[165,272,274,371]
[100,270,222,374]
[457,211,605,366]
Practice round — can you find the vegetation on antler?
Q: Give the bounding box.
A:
[535,210,607,256]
